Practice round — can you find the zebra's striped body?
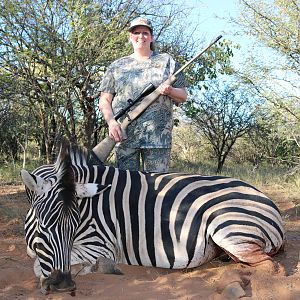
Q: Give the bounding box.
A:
[21,146,285,292]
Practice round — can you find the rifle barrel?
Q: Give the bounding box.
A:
[173,35,222,77]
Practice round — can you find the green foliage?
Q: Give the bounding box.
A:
[184,39,237,92]
[0,160,41,184]
[170,123,299,190]
[4,0,296,176]
[183,80,259,172]
[0,70,37,161]
[0,0,215,162]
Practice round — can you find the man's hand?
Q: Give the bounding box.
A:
[158,84,187,104]
[108,119,123,142]
[159,84,173,96]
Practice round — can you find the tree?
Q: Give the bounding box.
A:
[0,72,35,167]
[184,80,258,173]
[234,0,300,161]
[0,0,133,162]
[0,0,238,163]
[0,0,204,162]
[248,106,300,166]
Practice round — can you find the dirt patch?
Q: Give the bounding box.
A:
[0,185,299,300]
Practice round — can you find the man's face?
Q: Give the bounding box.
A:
[130,26,153,50]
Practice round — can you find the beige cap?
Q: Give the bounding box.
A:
[128,17,153,33]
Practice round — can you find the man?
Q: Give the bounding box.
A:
[99,17,187,172]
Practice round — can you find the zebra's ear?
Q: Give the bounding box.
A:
[20,169,52,195]
[75,183,111,198]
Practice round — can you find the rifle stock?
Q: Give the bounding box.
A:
[93,35,222,162]
[92,136,116,162]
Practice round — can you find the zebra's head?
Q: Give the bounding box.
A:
[21,144,110,293]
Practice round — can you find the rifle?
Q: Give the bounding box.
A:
[93,35,223,162]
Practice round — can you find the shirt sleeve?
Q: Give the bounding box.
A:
[172,61,188,89]
[99,65,115,94]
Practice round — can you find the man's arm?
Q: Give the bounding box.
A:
[158,84,188,104]
[99,92,123,142]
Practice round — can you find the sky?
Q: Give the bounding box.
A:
[182,1,300,98]
[181,0,250,67]
[186,0,240,38]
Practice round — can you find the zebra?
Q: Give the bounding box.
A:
[21,144,285,294]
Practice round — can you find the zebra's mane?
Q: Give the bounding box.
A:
[54,142,76,209]
[68,144,104,168]
[54,141,104,187]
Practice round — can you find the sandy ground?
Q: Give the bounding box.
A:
[0,184,299,300]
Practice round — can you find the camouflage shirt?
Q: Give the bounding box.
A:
[100,52,187,148]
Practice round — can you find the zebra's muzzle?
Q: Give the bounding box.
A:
[41,270,76,294]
